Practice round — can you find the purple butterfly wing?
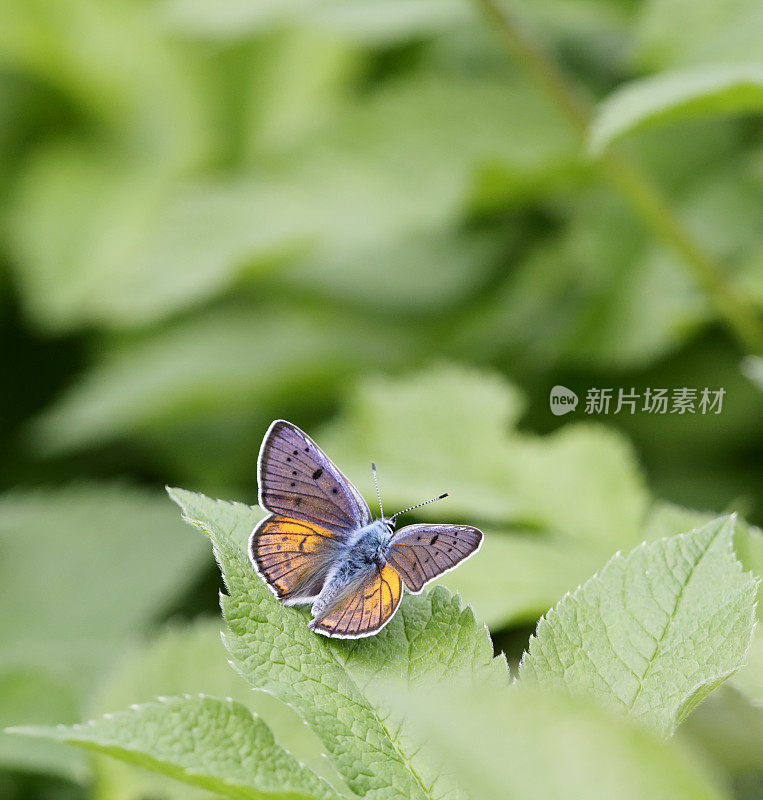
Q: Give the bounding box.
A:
[257,419,372,534]
[387,524,483,593]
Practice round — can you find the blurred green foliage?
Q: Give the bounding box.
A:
[16,491,756,800]
[1,0,762,798]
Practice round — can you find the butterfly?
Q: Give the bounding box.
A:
[249,420,483,639]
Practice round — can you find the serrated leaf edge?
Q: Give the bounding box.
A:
[169,487,505,800]
[8,694,337,800]
[518,515,759,733]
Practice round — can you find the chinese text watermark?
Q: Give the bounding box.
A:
[550,386,725,416]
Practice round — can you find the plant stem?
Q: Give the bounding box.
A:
[473,0,763,357]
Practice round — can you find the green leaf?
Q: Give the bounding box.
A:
[0,485,208,678]
[680,685,763,775]
[0,669,86,782]
[0,484,209,777]
[640,501,763,712]
[541,155,763,367]
[309,363,650,629]
[9,144,299,333]
[87,618,346,800]
[170,487,506,800]
[86,620,347,800]
[321,364,648,544]
[9,72,575,332]
[0,0,206,166]
[276,225,511,315]
[642,501,763,617]
[168,490,265,553]
[635,0,763,69]
[626,155,763,327]
[734,631,763,703]
[518,516,758,736]
[589,64,763,154]
[28,306,420,455]
[429,528,609,629]
[12,695,338,800]
[383,682,729,800]
[161,0,631,50]
[90,621,243,800]
[161,0,471,44]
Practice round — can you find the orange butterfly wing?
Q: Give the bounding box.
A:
[250,515,342,604]
[310,563,403,638]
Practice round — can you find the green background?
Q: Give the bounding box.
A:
[1,0,761,798]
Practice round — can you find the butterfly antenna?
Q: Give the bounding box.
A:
[371,462,384,518]
[390,493,449,521]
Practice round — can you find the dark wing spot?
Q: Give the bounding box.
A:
[295,498,301,506]
[416,536,421,541]
[430,534,439,545]
[286,457,291,462]
[304,447,309,452]
[448,547,453,553]
[332,488,338,494]
[312,468,323,480]
[299,537,308,551]
[290,482,295,487]
[276,544,282,550]
[292,449,298,455]
[292,470,297,475]
[424,558,430,563]
[281,536,288,542]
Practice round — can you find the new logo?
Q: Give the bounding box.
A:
[549,385,578,416]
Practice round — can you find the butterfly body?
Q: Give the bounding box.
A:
[310,518,394,616]
[342,518,395,569]
[250,419,483,638]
